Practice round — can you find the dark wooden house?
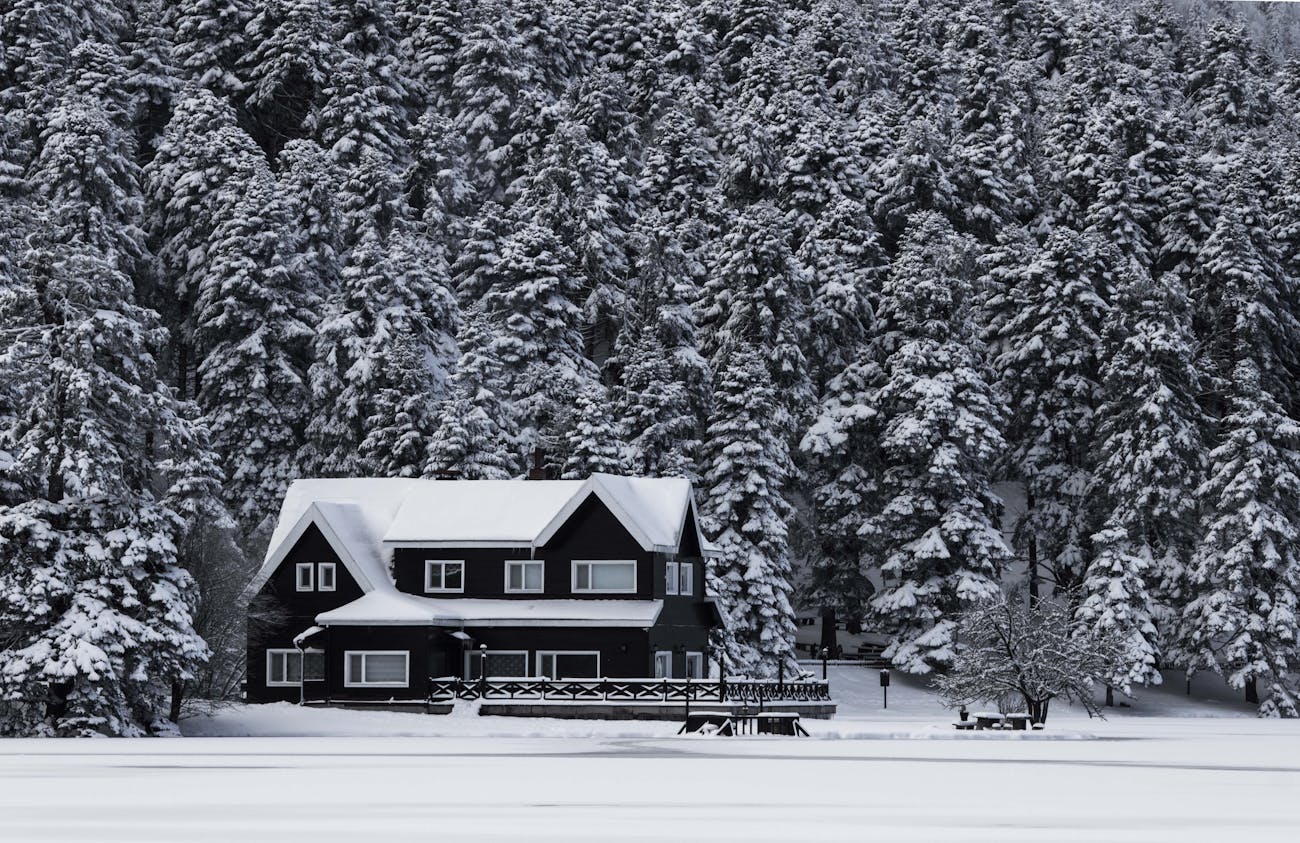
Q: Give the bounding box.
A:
[245,475,722,704]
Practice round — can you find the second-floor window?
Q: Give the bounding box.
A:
[505,560,544,593]
[425,560,465,593]
[572,560,636,594]
[319,562,336,591]
[295,563,314,591]
[296,562,335,592]
[678,562,694,596]
[665,561,679,595]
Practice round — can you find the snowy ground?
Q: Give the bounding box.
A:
[1,667,1296,842]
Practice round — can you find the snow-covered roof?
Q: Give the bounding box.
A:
[315,593,664,627]
[249,474,719,603]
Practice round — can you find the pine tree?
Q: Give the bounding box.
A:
[1179,358,1300,716]
[449,0,528,197]
[993,229,1110,595]
[357,332,441,478]
[166,0,252,97]
[1090,264,1205,641]
[238,0,338,154]
[426,311,517,480]
[863,213,1009,673]
[560,383,632,479]
[702,342,797,678]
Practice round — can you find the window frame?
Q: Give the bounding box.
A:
[685,651,704,679]
[504,560,545,594]
[318,562,336,592]
[424,559,466,594]
[665,560,679,596]
[536,650,601,680]
[653,650,672,679]
[571,559,637,595]
[295,562,314,592]
[465,649,531,679]
[678,561,694,597]
[343,650,410,688]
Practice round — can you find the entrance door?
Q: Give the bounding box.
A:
[466,650,529,679]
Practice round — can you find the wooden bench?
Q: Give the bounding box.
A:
[753,712,809,737]
[952,721,977,731]
[679,711,734,736]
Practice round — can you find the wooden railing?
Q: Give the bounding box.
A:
[427,676,832,704]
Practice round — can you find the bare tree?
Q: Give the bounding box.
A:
[935,594,1124,724]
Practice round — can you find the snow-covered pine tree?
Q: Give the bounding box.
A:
[400,0,464,111]
[193,160,318,530]
[993,229,1110,596]
[0,93,208,733]
[699,200,812,424]
[238,0,338,155]
[863,212,1009,674]
[560,382,632,479]
[1088,263,1205,653]
[357,331,441,478]
[426,310,518,480]
[701,342,797,678]
[1077,517,1162,697]
[1179,356,1300,716]
[165,0,252,98]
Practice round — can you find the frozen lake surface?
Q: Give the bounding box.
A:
[2,667,1296,842]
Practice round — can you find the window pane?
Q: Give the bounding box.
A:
[303,652,325,681]
[591,562,634,590]
[654,652,671,678]
[554,653,599,679]
[486,653,527,677]
[287,652,303,683]
[685,653,703,679]
[347,653,364,682]
[508,564,522,590]
[364,654,407,684]
[679,563,693,595]
[320,564,334,589]
[269,653,284,683]
[576,564,590,590]
[444,563,462,590]
[539,654,556,679]
[524,563,542,590]
[666,562,678,595]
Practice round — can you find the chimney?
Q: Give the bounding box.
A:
[527,447,547,480]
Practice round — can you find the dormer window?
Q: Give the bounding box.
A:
[319,562,336,592]
[296,563,314,591]
[678,562,694,596]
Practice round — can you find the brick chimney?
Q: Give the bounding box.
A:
[526,447,547,480]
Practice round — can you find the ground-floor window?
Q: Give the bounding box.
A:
[685,652,704,679]
[266,648,324,686]
[466,650,529,679]
[654,651,672,679]
[537,651,600,679]
[344,651,409,687]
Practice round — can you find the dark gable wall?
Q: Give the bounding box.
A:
[246,523,362,703]
[391,494,654,598]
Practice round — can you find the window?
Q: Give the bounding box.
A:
[466,650,529,679]
[537,651,600,679]
[678,562,694,597]
[302,649,325,682]
[425,560,465,593]
[266,650,302,686]
[654,651,672,679]
[665,561,679,595]
[295,563,313,591]
[505,560,544,593]
[572,560,636,594]
[344,651,409,687]
[685,652,704,679]
[318,562,336,592]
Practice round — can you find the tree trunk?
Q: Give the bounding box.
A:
[1245,677,1259,705]
[169,681,185,723]
[1026,491,1039,602]
[1105,685,1114,707]
[820,606,837,655]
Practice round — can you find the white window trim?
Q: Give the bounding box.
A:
[505,560,544,593]
[571,559,637,594]
[425,559,465,593]
[318,562,336,592]
[679,562,694,597]
[654,650,672,679]
[343,650,410,688]
[295,562,314,591]
[685,651,704,679]
[266,649,302,687]
[466,649,531,678]
[665,560,679,596]
[536,650,601,679]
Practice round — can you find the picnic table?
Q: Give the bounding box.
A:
[957,712,1039,731]
[679,711,809,737]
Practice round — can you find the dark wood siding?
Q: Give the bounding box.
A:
[245,523,362,703]
[436,626,651,678]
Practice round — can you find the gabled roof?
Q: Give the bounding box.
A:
[249,474,719,603]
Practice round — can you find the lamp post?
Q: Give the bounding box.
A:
[478,644,488,697]
[821,646,829,681]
